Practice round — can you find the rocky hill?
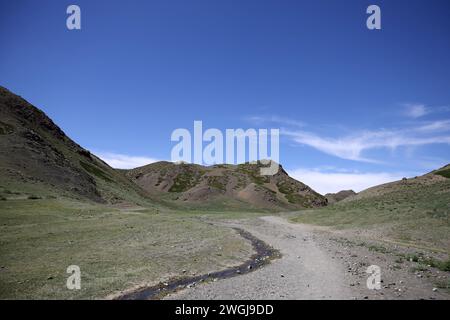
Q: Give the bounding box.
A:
[0,86,327,211]
[0,86,151,205]
[124,161,327,210]
[325,190,356,204]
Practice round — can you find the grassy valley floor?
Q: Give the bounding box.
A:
[0,198,257,299]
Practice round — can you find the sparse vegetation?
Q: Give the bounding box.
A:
[435,279,450,292]
[368,244,389,254]
[0,199,255,299]
[394,257,404,264]
[79,160,114,183]
[207,176,227,191]
[237,163,269,185]
[435,168,450,179]
[291,174,450,252]
[169,170,203,192]
[126,160,326,210]
[1,86,449,300]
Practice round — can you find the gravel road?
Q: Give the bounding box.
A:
[166,216,449,300]
[166,216,361,299]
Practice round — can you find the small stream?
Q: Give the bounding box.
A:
[117,227,281,300]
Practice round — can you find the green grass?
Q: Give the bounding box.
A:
[290,179,450,253]
[0,198,254,299]
[168,170,203,192]
[422,257,450,272]
[284,193,304,204]
[277,181,304,204]
[435,169,450,179]
[236,164,269,185]
[435,279,450,293]
[207,176,227,191]
[368,244,390,254]
[79,161,114,183]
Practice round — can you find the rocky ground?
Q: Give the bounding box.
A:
[165,216,449,300]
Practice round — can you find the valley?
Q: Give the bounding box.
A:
[0,86,449,299]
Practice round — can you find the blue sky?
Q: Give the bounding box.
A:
[1,0,450,193]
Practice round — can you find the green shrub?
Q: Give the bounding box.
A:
[405,253,420,262]
[435,169,450,179]
[441,259,450,272]
[423,258,450,272]
[207,176,227,191]
[169,172,199,192]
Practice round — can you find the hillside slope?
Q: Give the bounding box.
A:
[292,165,450,252]
[124,161,327,211]
[0,86,151,205]
[325,190,356,204]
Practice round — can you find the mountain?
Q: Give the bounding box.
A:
[0,86,151,205]
[325,190,356,204]
[123,161,327,210]
[0,86,326,211]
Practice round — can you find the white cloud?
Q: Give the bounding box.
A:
[93,151,160,169]
[403,104,450,119]
[404,104,428,118]
[283,128,450,163]
[287,168,407,194]
[416,120,450,132]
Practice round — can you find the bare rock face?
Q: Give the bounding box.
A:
[124,161,327,210]
[325,190,357,204]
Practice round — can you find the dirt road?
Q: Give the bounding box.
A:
[166,216,448,300]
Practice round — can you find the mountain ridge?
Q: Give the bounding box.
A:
[123,160,327,210]
[0,86,153,205]
[0,86,326,211]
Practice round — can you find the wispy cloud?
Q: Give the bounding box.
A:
[417,120,450,132]
[283,130,380,163]
[403,104,428,118]
[402,103,450,119]
[288,167,409,194]
[93,151,159,169]
[283,122,450,163]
